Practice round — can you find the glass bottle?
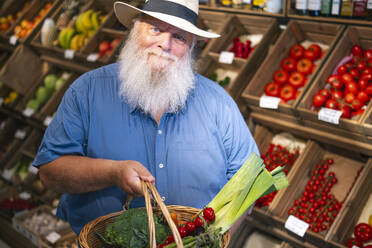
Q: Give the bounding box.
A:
[321,0,332,15]
[340,0,353,17]
[296,0,309,14]
[331,0,342,16]
[353,0,367,18]
[308,0,322,15]
[367,0,372,20]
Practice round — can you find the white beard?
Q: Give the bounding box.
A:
[118,22,195,115]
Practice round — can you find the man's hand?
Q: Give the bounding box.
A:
[115,160,155,197]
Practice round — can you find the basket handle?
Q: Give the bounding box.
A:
[141,180,184,248]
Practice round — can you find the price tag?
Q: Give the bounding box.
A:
[259,96,280,109]
[61,72,71,80]
[22,108,35,117]
[64,49,74,59]
[279,25,287,30]
[19,192,31,200]
[2,169,13,181]
[28,163,38,174]
[45,231,61,244]
[9,35,18,45]
[352,246,361,248]
[0,97,4,107]
[43,116,53,126]
[51,208,57,216]
[87,53,99,62]
[285,215,309,237]
[218,51,234,64]
[0,121,5,130]
[14,130,26,139]
[318,107,342,125]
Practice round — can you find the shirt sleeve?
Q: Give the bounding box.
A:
[33,79,89,167]
[219,97,260,180]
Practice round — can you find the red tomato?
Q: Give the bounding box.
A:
[319,89,331,100]
[362,68,372,75]
[194,217,203,228]
[185,221,196,233]
[358,78,369,90]
[288,72,305,88]
[166,235,174,243]
[345,61,355,71]
[337,65,348,75]
[338,103,352,119]
[364,49,372,61]
[273,70,289,85]
[99,41,111,53]
[346,237,363,248]
[280,85,296,102]
[361,73,372,81]
[366,85,372,96]
[296,58,313,75]
[357,91,370,103]
[289,44,305,60]
[327,75,343,89]
[178,226,188,238]
[352,98,363,111]
[313,93,326,107]
[325,99,337,109]
[354,223,372,242]
[345,93,355,104]
[304,44,321,61]
[350,68,360,79]
[341,73,354,84]
[356,60,367,71]
[352,45,364,57]
[346,81,359,95]
[264,82,281,97]
[332,90,343,101]
[202,207,215,221]
[281,57,297,72]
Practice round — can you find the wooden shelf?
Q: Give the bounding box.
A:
[287,13,372,26]
[0,218,38,248]
[200,5,286,17]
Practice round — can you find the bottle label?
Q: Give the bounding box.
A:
[367,0,372,8]
[321,0,331,13]
[354,0,367,16]
[331,0,340,14]
[308,0,321,10]
[296,0,307,9]
[266,0,282,12]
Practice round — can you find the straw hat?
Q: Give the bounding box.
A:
[114,0,220,39]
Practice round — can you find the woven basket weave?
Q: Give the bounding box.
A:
[78,181,230,248]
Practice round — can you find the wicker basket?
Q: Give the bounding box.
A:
[79,181,230,248]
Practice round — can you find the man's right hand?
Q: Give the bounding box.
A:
[114,160,155,197]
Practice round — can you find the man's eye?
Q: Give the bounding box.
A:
[151,27,160,33]
[173,34,186,42]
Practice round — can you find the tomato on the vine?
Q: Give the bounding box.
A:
[325,99,337,109]
[313,94,326,107]
[341,73,354,84]
[203,207,215,222]
[350,68,360,79]
[354,223,372,242]
[352,98,363,111]
[345,93,355,104]
[358,78,369,90]
[346,237,363,248]
[364,49,372,62]
[319,89,331,100]
[178,226,188,238]
[346,81,359,95]
[352,45,364,57]
[296,58,313,75]
[194,217,203,228]
[337,65,348,75]
[332,90,343,101]
[357,91,370,103]
[185,221,196,233]
[327,75,343,89]
[339,103,352,119]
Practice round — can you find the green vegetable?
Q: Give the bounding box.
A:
[99,208,170,248]
[209,73,218,82]
[44,74,58,90]
[26,99,40,111]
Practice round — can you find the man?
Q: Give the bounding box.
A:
[33,0,259,235]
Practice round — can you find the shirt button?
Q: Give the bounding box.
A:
[159,163,164,168]
[161,196,166,201]
[158,130,162,135]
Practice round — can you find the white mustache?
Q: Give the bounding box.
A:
[146,49,178,62]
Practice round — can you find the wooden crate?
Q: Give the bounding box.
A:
[361,103,372,138]
[297,26,372,136]
[327,159,372,247]
[39,231,78,248]
[241,20,345,117]
[202,14,280,100]
[268,141,368,247]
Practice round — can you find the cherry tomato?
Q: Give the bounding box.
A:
[185,221,196,233]
[280,85,296,102]
[289,44,305,60]
[319,89,331,100]
[358,78,369,90]
[325,99,337,109]
[356,61,367,71]
[337,65,348,75]
[346,237,363,248]
[281,57,297,72]
[338,102,352,119]
[296,58,313,75]
[352,98,363,111]
[346,81,359,95]
[357,91,370,103]
[354,223,372,242]
[345,93,355,104]
[327,75,343,90]
[362,68,372,75]
[341,73,354,84]
[194,217,203,228]
[350,68,360,79]
[352,45,364,57]
[178,226,188,238]
[366,85,372,96]
[331,90,343,101]
[166,235,174,243]
[264,82,281,97]
[203,207,215,221]
[288,72,305,88]
[364,49,372,62]
[273,69,289,85]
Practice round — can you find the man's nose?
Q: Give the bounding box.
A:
[157,32,172,51]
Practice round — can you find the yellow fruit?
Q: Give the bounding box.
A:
[81,10,94,30]
[90,11,100,30]
[75,13,85,33]
[369,214,372,227]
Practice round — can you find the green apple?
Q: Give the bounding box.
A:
[44,74,58,90]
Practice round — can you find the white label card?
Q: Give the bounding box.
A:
[0,98,4,107]
[352,246,361,248]
[51,208,57,215]
[64,49,74,59]
[285,215,309,237]
[43,116,53,126]
[19,192,31,200]
[87,53,99,62]
[28,163,38,174]
[45,231,61,244]
[2,169,13,181]
[22,108,35,117]
[318,107,342,125]
[259,96,280,109]
[61,72,71,80]
[14,130,26,139]
[219,51,235,64]
[9,35,18,45]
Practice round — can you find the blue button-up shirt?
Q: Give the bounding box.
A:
[33,63,259,235]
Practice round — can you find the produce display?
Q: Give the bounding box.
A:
[227,34,263,59]
[287,158,363,233]
[263,42,326,103]
[9,157,33,184]
[58,9,107,50]
[0,1,31,32]
[99,153,289,247]
[242,231,282,248]
[312,45,372,120]
[0,81,19,106]
[13,2,53,39]
[96,38,122,60]
[209,68,238,88]
[0,194,36,221]
[25,72,68,112]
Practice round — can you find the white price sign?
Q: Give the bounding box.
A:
[9,35,18,45]
[87,53,99,62]
[28,163,38,174]
[2,169,13,181]
[45,231,61,244]
[14,130,26,139]
[285,215,309,237]
[22,108,35,117]
[64,49,75,59]
[0,97,4,107]
[43,116,53,126]
[19,192,31,200]
[352,246,361,248]
[61,72,71,80]
[218,51,234,64]
[318,107,342,125]
[51,208,57,216]
[259,96,280,109]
